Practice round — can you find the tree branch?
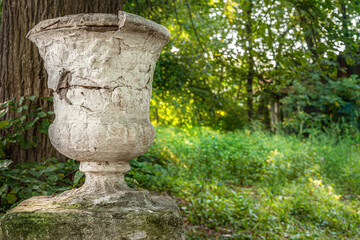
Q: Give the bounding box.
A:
[186,2,206,53]
[172,0,182,36]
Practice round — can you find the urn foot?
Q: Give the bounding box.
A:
[58,161,133,197]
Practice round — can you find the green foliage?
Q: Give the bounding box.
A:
[281,67,360,136]
[0,158,81,217]
[127,126,360,239]
[0,96,84,217]
[0,96,53,159]
[0,102,359,239]
[122,0,360,132]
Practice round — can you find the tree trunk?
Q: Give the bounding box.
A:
[337,2,357,78]
[245,0,254,121]
[0,0,123,163]
[257,94,270,129]
[270,101,281,131]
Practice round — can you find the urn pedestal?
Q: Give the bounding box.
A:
[0,12,184,240]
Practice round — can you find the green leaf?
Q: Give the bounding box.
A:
[39,119,51,134]
[0,184,9,197]
[0,160,12,169]
[41,97,53,102]
[6,193,17,204]
[25,117,40,129]
[37,112,47,118]
[44,165,57,173]
[18,96,24,105]
[19,115,26,123]
[27,95,37,101]
[0,120,9,129]
[0,109,7,118]
[73,171,85,187]
[48,174,58,184]
[345,57,355,66]
[16,106,23,113]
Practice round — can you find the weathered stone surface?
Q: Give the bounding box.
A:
[27,12,171,193]
[27,12,170,164]
[0,190,185,240]
[26,11,171,193]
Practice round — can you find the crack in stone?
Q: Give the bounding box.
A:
[69,83,150,92]
[55,71,151,111]
[42,23,118,32]
[59,81,150,94]
[80,105,93,112]
[41,20,61,30]
[69,85,118,91]
[146,64,151,73]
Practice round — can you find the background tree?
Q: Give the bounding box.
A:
[145,0,360,134]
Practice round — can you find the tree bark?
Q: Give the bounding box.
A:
[0,0,122,163]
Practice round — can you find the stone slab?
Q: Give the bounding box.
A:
[0,190,185,240]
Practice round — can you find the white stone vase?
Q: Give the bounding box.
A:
[0,12,184,240]
[27,11,170,195]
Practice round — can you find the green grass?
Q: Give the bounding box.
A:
[128,126,360,239]
[1,126,360,239]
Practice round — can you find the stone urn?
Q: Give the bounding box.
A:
[29,11,167,195]
[0,12,184,240]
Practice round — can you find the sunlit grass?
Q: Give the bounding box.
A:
[128,126,360,239]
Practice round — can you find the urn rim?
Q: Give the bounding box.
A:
[27,11,170,43]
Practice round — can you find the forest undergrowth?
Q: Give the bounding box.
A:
[2,125,360,239]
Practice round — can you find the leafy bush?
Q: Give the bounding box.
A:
[0,158,82,217]
[282,75,360,136]
[0,96,85,217]
[0,96,53,159]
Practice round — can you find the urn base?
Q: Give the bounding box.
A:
[0,190,185,240]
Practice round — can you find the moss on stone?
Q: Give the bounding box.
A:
[0,194,185,240]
